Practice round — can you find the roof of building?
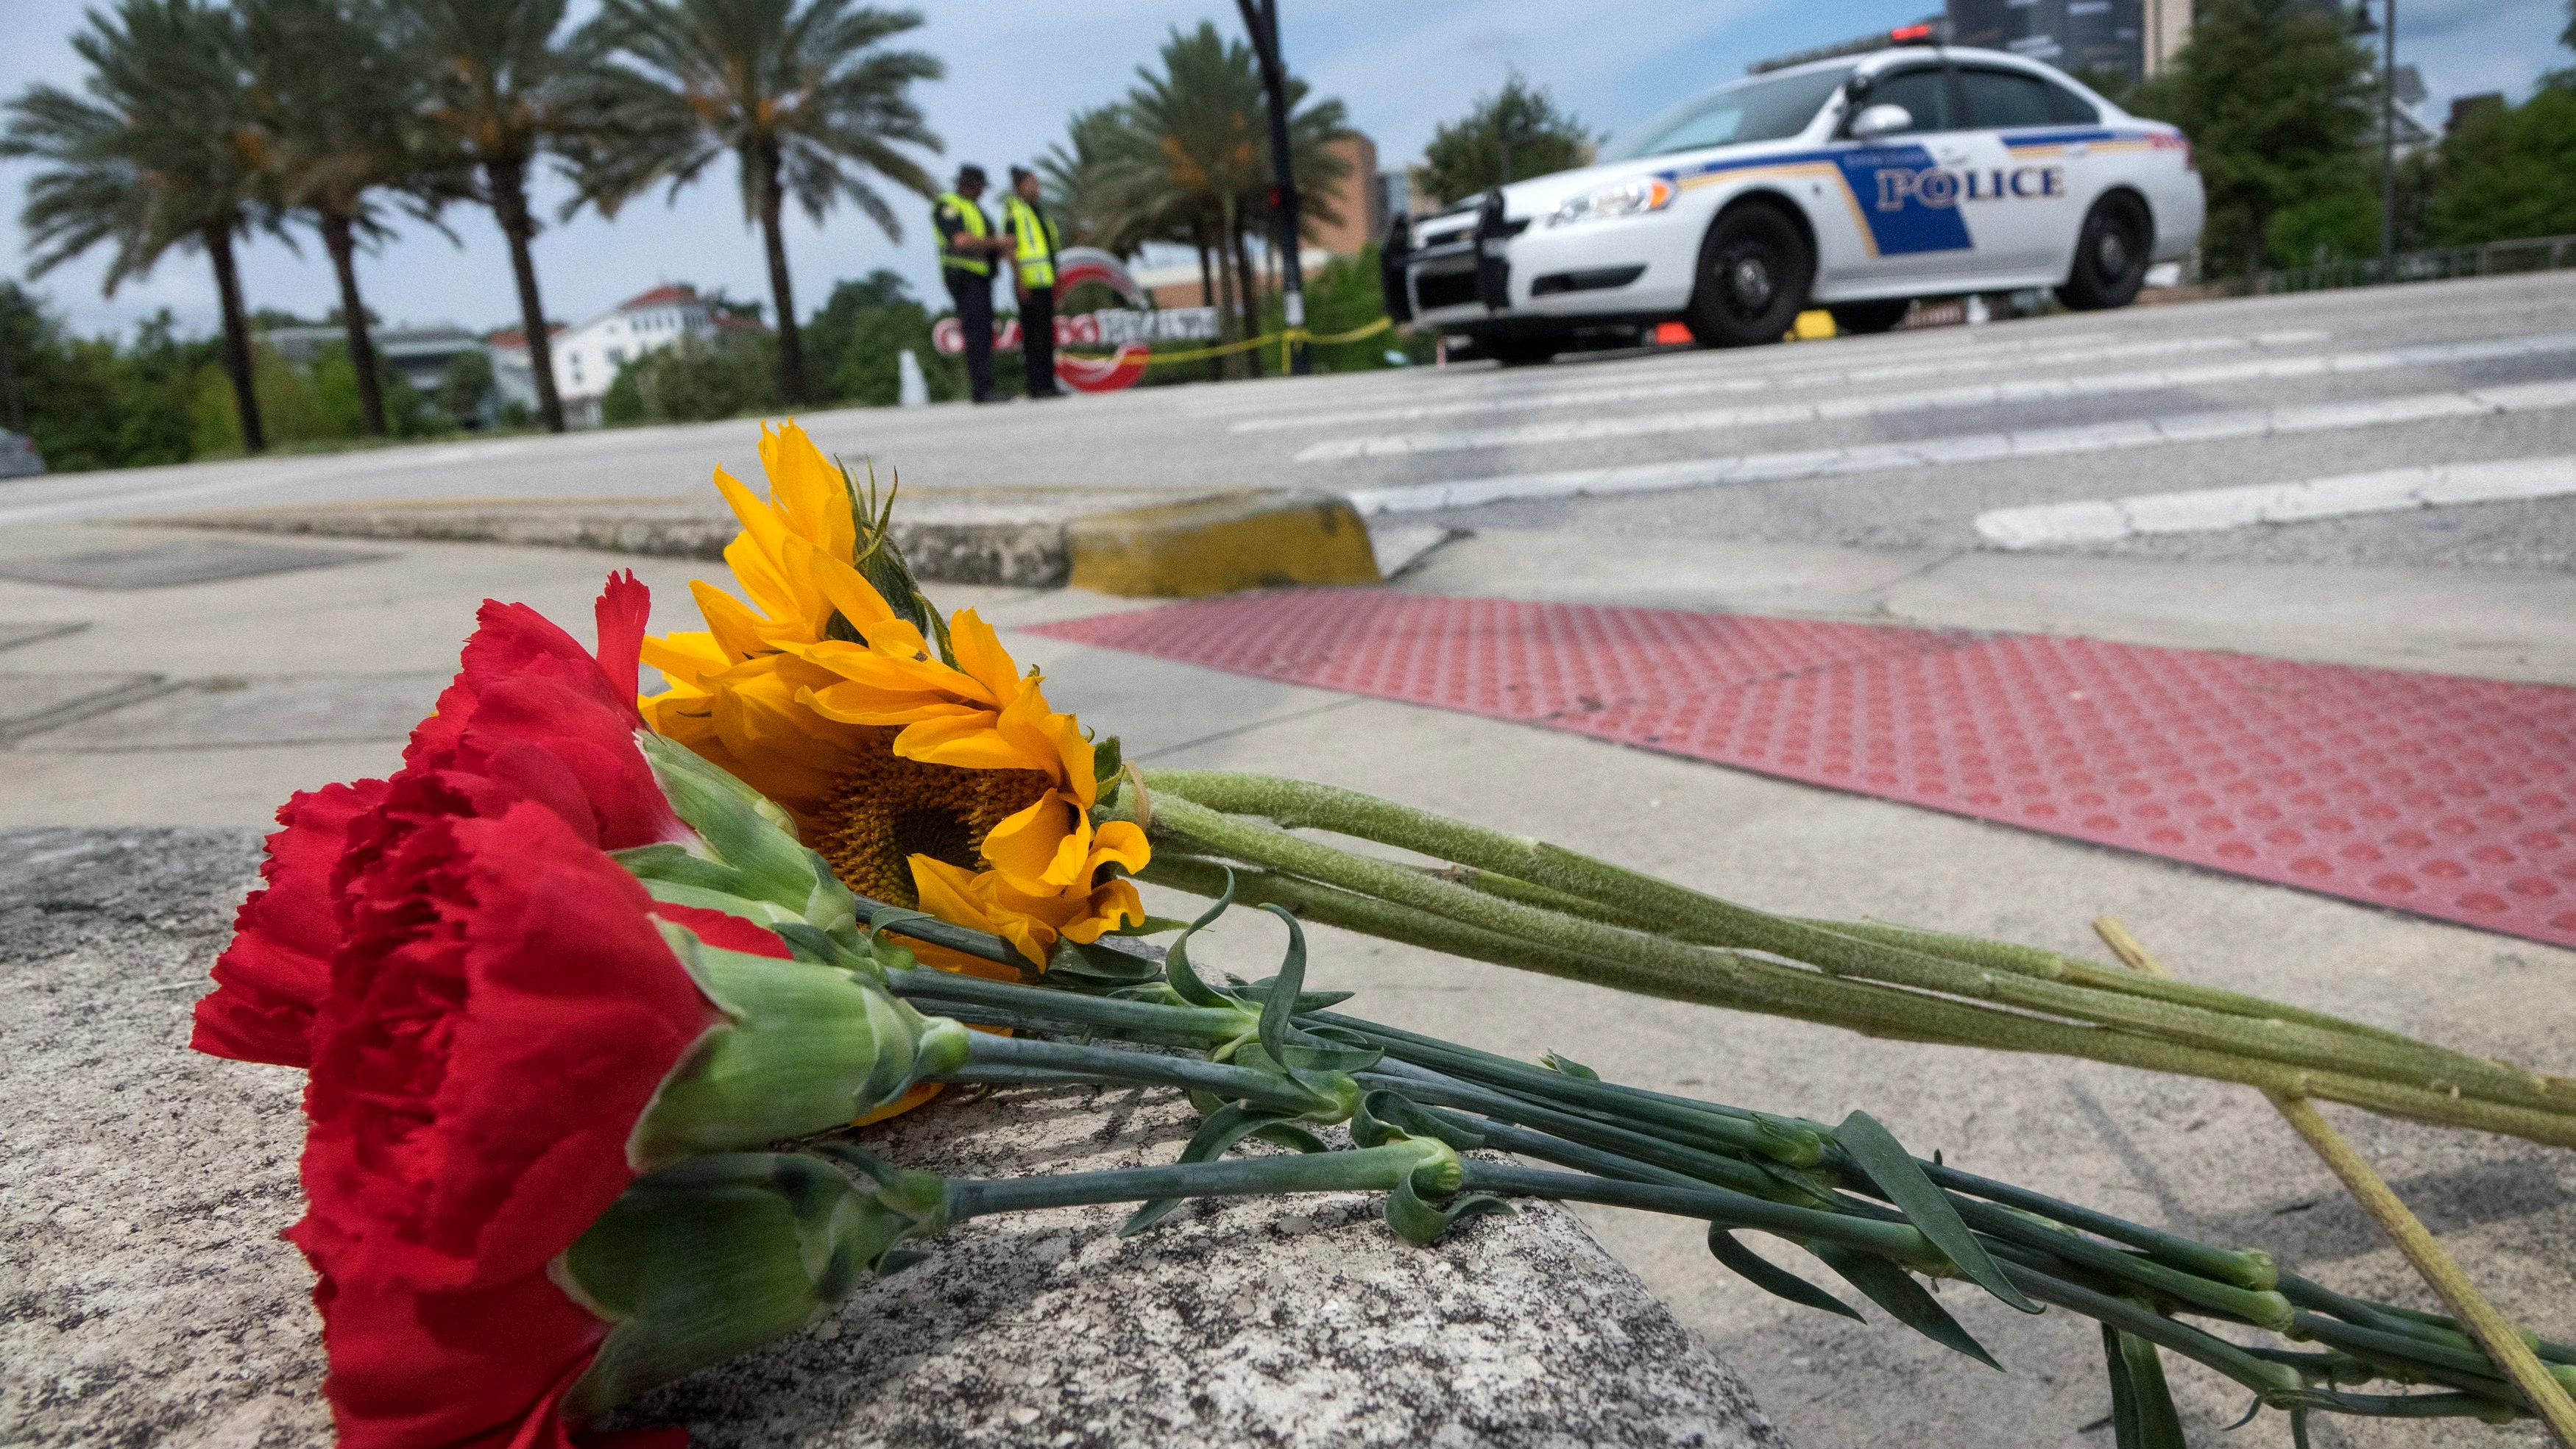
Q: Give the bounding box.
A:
[618,284,700,311]
[486,325,566,350]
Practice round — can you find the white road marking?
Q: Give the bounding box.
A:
[1299,333,2576,462]
[1972,456,2576,548]
[1339,379,2576,514]
[1228,330,2331,433]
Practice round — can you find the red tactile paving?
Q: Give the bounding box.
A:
[1030,590,2576,950]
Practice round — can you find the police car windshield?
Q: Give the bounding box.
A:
[1602,66,1855,161]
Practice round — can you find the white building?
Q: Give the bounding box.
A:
[491,284,765,428]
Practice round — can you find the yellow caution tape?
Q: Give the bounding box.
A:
[1072,314,1400,369]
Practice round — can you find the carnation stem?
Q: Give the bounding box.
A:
[944,1034,1330,1115]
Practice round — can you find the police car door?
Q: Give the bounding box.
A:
[1951,65,2086,279]
[1831,63,2016,286]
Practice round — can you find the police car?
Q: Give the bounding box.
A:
[1382,40,2204,363]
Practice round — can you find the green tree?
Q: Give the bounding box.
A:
[396,0,605,433]
[2125,0,2374,275]
[240,0,466,438]
[4,0,275,451]
[569,0,943,407]
[1415,71,1596,206]
[1069,24,1351,378]
[2419,22,2576,248]
[438,347,497,425]
[600,330,776,422]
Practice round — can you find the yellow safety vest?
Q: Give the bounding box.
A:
[935,192,990,277]
[1005,196,1058,289]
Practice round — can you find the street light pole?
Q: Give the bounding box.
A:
[2380,0,2397,275]
[1238,0,1310,376]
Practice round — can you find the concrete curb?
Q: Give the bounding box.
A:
[136,488,1459,598]
[1067,489,1382,598]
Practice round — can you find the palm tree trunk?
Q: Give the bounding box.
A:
[754,144,806,407]
[202,218,264,454]
[1195,227,1214,307]
[319,210,386,437]
[487,155,566,433]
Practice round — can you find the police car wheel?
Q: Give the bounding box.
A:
[1686,203,1813,348]
[1826,300,1912,335]
[2056,193,2152,312]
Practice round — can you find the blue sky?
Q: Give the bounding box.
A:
[1,0,2563,341]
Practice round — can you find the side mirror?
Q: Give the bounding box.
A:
[1849,104,1914,141]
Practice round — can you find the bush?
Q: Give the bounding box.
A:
[601,332,778,425]
[805,272,964,407]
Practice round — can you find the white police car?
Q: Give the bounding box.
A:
[1383,41,2204,364]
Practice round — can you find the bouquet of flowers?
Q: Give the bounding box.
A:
[189,423,2575,1448]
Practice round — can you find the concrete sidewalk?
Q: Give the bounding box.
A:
[1,517,2568,1447]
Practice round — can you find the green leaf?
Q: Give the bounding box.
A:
[1045,937,1166,989]
[1120,1104,1326,1236]
[1252,904,1306,1074]
[1542,1052,1601,1081]
[1705,1227,1863,1322]
[1092,734,1124,787]
[1835,1112,2040,1314]
[1811,1243,2002,1370]
[1161,873,1241,1009]
[1353,1090,1487,1151]
[2114,1328,2187,1448]
[1384,1167,1515,1247]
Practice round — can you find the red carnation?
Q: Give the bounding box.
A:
[193,779,391,1067]
[287,799,719,1445]
[401,571,682,854]
[194,575,682,1070]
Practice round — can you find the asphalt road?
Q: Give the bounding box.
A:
[7,272,2576,574]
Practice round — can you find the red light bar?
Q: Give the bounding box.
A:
[1889,23,1935,40]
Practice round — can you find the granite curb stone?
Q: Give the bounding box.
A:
[1,826,1789,1448]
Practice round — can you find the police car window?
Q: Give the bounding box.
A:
[2044,82,2101,124]
[1861,68,1956,135]
[1602,65,1855,160]
[1957,68,2055,129]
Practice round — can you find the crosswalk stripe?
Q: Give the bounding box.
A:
[1339,379,2576,514]
[1972,456,2576,548]
[1300,333,2576,462]
[1229,330,2329,433]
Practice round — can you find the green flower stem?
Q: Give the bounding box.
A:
[1351,1066,1803,1205]
[1339,1025,1816,1163]
[947,1034,1324,1115]
[1136,773,2566,1119]
[2278,1273,2576,1369]
[1921,1161,2280,1292]
[1796,917,2448,1051]
[944,1141,1442,1220]
[885,967,1253,1049]
[1948,1196,2294,1331]
[1139,851,2576,1149]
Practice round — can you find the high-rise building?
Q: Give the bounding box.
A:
[1945,0,2145,80]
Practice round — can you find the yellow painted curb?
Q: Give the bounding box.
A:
[1066,489,1381,598]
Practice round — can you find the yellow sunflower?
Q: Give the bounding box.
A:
[641,421,1148,974]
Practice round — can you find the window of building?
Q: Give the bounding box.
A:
[606,347,625,366]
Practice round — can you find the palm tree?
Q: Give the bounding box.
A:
[3,0,272,451]
[1080,24,1352,379]
[394,0,603,433]
[570,0,942,406]
[241,0,464,436]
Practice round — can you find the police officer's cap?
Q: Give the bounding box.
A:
[956,164,987,187]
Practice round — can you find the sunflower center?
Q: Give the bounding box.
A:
[810,731,1053,907]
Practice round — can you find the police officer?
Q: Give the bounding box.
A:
[1002,166,1064,400]
[933,165,1009,403]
